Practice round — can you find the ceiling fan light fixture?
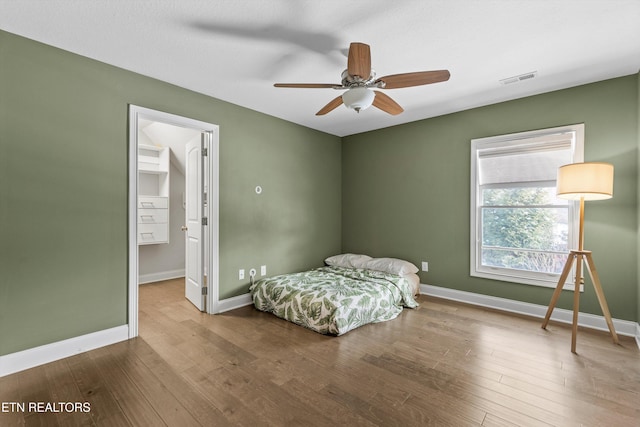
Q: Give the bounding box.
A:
[342,87,375,113]
[274,42,450,116]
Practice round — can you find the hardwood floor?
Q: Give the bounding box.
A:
[1,278,639,426]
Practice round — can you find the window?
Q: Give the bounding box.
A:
[470,124,584,288]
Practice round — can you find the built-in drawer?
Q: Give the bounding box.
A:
[138,208,168,224]
[138,196,168,209]
[138,223,168,244]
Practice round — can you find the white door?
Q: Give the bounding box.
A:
[184,136,206,311]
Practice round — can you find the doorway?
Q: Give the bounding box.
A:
[128,105,219,339]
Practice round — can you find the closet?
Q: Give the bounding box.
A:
[137,145,170,244]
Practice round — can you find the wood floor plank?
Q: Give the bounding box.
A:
[319,382,397,426]
[281,378,378,427]
[0,374,26,427]
[400,393,483,427]
[17,363,61,427]
[142,331,200,373]
[500,374,640,422]
[88,345,166,426]
[128,338,233,427]
[109,342,201,427]
[208,362,336,426]
[65,352,132,426]
[482,413,526,427]
[181,364,270,426]
[358,352,489,425]
[3,279,639,426]
[42,358,96,427]
[179,319,258,367]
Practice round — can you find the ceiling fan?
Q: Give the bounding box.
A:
[274,42,450,116]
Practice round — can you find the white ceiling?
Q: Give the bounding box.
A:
[139,119,200,175]
[2,1,639,137]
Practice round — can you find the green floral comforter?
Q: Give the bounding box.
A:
[249,266,418,335]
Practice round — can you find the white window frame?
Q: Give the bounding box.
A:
[470,124,584,288]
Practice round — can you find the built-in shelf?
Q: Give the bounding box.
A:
[138,145,169,245]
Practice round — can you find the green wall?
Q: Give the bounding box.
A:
[0,31,341,356]
[1,29,637,358]
[342,75,639,322]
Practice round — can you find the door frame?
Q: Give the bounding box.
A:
[128,105,220,338]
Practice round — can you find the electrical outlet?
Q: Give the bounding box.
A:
[239,269,245,280]
[421,262,429,272]
[261,265,267,276]
[249,268,257,278]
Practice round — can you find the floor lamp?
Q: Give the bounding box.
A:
[541,162,619,353]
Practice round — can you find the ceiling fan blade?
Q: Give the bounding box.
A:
[376,70,450,89]
[372,91,404,115]
[274,83,340,88]
[316,96,344,116]
[347,42,371,79]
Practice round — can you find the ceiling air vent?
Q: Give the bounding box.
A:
[499,71,538,85]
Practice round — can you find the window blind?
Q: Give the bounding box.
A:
[477,132,575,186]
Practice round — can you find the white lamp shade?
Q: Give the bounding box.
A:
[556,162,614,200]
[342,87,375,112]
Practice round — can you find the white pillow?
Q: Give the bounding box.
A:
[403,273,421,296]
[363,257,419,275]
[324,253,372,269]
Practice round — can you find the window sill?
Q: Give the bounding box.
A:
[471,269,584,292]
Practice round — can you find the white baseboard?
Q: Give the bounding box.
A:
[0,325,129,377]
[421,284,639,345]
[4,287,634,378]
[0,291,252,377]
[138,269,185,285]
[217,293,252,313]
